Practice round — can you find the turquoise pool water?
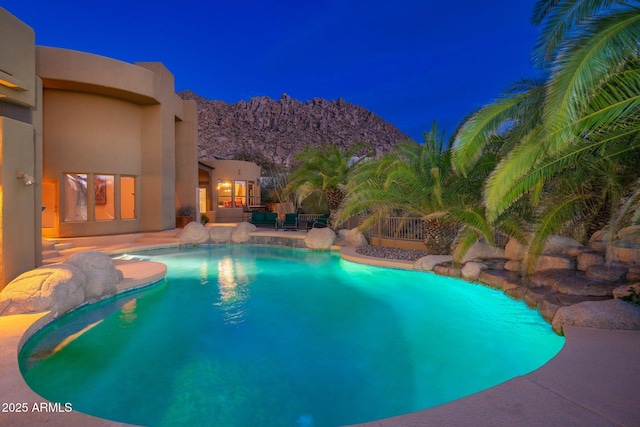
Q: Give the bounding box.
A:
[20,246,564,427]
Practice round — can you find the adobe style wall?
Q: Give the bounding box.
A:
[0,7,198,289]
[0,9,43,290]
[36,47,198,237]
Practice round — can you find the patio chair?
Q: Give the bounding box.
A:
[281,213,299,231]
[306,214,329,230]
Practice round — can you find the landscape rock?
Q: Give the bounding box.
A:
[523,287,555,309]
[231,222,257,243]
[461,261,488,281]
[433,264,461,278]
[413,255,452,271]
[588,229,608,252]
[357,246,428,261]
[338,228,369,246]
[577,250,605,271]
[552,299,640,334]
[477,269,523,291]
[209,225,233,243]
[610,245,640,265]
[505,238,528,261]
[613,283,640,303]
[179,222,211,245]
[586,263,627,282]
[532,254,576,272]
[538,293,611,324]
[0,264,86,317]
[460,242,505,263]
[506,255,575,273]
[304,228,336,250]
[67,250,120,301]
[563,245,585,257]
[628,265,640,281]
[504,260,522,272]
[543,235,583,255]
[617,225,640,244]
[531,269,618,297]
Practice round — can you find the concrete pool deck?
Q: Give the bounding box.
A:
[1,230,639,426]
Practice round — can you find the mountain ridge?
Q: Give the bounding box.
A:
[179,90,413,166]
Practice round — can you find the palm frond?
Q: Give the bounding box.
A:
[523,193,585,274]
[532,0,621,65]
[542,9,640,147]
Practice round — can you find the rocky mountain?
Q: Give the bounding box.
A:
[178,90,413,166]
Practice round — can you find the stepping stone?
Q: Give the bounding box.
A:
[531,269,618,297]
[478,269,523,291]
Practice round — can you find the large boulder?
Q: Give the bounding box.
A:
[0,264,86,317]
[461,261,488,281]
[532,254,575,272]
[506,235,584,261]
[338,228,368,246]
[504,255,575,273]
[209,226,233,243]
[577,250,605,271]
[414,255,452,271]
[231,222,257,243]
[531,269,618,297]
[617,225,640,245]
[305,228,336,250]
[67,250,121,301]
[460,242,505,263]
[552,299,640,334]
[586,263,627,282]
[505,238,527,261]
[613,283,640,304]
[588,229,608,252]
[610,245,640,265]
[543,235,584,255]
[179,222,210,245]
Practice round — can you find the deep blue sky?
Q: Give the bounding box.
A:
[3,0,540,142]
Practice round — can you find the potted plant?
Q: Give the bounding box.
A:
[176,206,196,228]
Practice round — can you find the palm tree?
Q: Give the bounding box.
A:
[452,0,640,263]
[453,0,640,213]
[285,144,369,225]
[338,122,500,255]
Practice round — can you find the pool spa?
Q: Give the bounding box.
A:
[20,245,565,427]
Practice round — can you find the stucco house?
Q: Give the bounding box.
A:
[0,8,198,290]
[199,159,262,223]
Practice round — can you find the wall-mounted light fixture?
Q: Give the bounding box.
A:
[16,170,35,186]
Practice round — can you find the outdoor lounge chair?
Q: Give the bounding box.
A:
[281,213,299,231]
[306,214,329,230]
[250,211,278,229]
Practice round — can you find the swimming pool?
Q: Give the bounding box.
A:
[20,245,564,427]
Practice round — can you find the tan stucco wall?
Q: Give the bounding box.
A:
[36,47,158,105]
[36,47,198,237]
[175,100,199,213]
[42,89,143,236]
[0,7,197,288]
[208,159,261,181]
[0,10,36,107]
[0,9,42,291]
[43,90,143,172]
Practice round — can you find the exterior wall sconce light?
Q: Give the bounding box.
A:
[16,170,35,186]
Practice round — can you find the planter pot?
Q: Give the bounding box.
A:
[176,216,194,228]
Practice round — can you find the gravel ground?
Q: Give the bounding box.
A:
[355,245,429,261]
